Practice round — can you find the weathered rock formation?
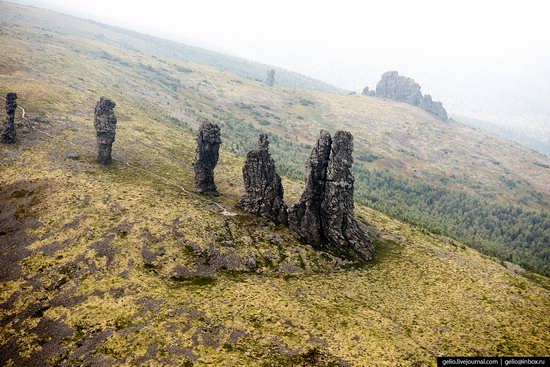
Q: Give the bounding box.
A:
[361,86,376,97]
[288,130,332,242]
[194,122,222,195]
[265,69,275,87]
[238,134,288,224]
[1,92,17,144]
[376,71,423,105]
[320,131,372,259]
[375,71,448,120]
[94,97,117,165]
[419,94,448,120]
[289,130,373,260]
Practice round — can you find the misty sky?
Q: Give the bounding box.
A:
[14,0,550,130]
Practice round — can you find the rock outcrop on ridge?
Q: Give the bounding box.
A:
[375,71,448,121]
[194,122,222,195]
[238,134,288,224]
[1,92,17,144]
[289,130,373,260]
[93,97,117,165]
[419,94,448,120]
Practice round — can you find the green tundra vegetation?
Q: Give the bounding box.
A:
[0,2,549,366]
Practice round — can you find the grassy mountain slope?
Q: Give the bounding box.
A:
[0,1,344,94]
[1,2,549,366]
[6,0,546,275]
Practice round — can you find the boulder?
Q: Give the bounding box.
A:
[419,95,448,121]
[361,86,376,97]
[376,71,423,105]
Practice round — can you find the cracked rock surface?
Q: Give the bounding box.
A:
[321,131,373,260]
[1,92,17,144]
[194,122,221,195]
[238,134,288,224]
[289,130,373,260]
[94,97,117,165]
[288,130,332,242]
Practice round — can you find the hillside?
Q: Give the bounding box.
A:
[1,2,549,366]
[4,0,548,276]
[455,114,550,158]
[0,2,344,95]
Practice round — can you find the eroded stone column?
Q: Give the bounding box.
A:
[238,134,288,224]
[288,130,331,241]
[194,122,221,195]
[321,131,373,260]
[94,97,117,165]
[1,93,17,144]
[289,130,373,260]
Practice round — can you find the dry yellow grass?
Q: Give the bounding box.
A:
[1,3,549,366]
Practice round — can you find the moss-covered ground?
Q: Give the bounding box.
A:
[1,3,549,366]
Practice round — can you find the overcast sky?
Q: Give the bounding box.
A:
[14,0,550,129]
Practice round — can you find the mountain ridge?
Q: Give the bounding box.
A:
[1,1,346,94]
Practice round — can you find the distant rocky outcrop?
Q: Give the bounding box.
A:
[238,134,288,224]
[265,69,275,87]
[194,122,222,195]
[361,86,376,97]
[1,92,17,144]
[289,130,373,260]
[375,71,448,120]
[93,97,117,164]
[376,71,423,105]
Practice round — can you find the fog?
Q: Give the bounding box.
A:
[14,0,550,136]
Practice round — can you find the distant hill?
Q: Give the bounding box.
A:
[0,1,345,94]
[455,114,550,157]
